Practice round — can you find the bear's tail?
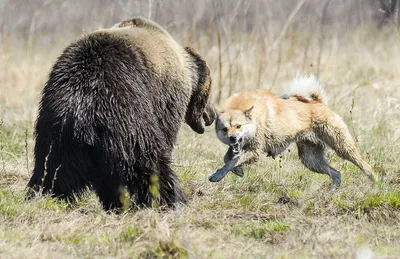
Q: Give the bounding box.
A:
[287,75,328,104]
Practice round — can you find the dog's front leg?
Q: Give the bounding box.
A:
[209,152,258,182]
[224,147,244,177]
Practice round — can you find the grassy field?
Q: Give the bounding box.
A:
[1,20,400,258]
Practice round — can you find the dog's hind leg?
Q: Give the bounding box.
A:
[297,140,341,190]
[314,115,377,182]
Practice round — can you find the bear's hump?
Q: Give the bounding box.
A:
[91,20,190,81]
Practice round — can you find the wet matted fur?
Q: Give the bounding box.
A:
[209,75,377,190]
[27,17,215,211]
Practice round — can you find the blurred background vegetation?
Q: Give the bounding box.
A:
[1,0,397,40]
[1,0,399,101]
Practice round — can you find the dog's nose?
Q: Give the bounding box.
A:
[229,136,237,143]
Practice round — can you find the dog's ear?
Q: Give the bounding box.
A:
[244,106,254,118]
[184,46,214,133]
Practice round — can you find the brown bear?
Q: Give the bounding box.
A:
[26,17,215,211]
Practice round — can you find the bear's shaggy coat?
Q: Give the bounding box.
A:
[27,17,215,210]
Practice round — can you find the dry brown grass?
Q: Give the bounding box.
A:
[1,13,400,259]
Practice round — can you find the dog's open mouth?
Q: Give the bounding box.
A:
[231,142,241,154]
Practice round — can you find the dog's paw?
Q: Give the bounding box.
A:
[209,169,228,182]
[231,167,244,177]
[331,176,341,191]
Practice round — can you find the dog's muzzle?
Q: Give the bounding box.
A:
[229,136,242,154]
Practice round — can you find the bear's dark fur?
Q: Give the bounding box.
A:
[26,17,215,211]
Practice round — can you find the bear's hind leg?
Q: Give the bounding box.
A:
[27,142,91,202]
[158,165,187,207]
[129,161,187,208]
[92,174,124,212]
[128,172,187,208]
[131,177,151,208]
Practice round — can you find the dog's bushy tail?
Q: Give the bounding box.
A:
[287,75,328,104]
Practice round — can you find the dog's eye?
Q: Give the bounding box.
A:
[222,128,228,132]
[236,125,241,129]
